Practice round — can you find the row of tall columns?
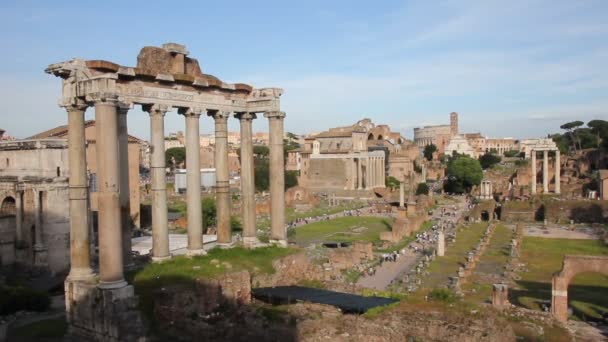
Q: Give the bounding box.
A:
[530,149,561,195]
[65,101,287,290]
[350,156,385,190]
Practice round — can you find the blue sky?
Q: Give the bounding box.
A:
[0,0,606,140]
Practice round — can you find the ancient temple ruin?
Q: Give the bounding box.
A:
[46,43,286,340]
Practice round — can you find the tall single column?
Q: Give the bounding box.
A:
[66,103,94,281]
[380,157,385,186]
[350,158,357,190]
[117,104,133,269]
[33,190,43,248]
[209,111,231,245]
[543,150,549,194]
[15,190,22,243]
[180,108,205,255]
[265,111,287,246]
[357,157,363,190]
[530,150,537,195]
[365,157,371,189]
[145,104,171,262]
[370,157,375,188]
[555,150,561,194]
[236,113,258,247]
[399,182,405,208]
[95,97,126,289]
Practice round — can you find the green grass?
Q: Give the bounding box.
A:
[515,237,608,320]
[286,200,366,223]
[291,216,393,246]
[462,224,513,303]
[132,246,297,319]
[11,317,67,339]
[419,223,489,289]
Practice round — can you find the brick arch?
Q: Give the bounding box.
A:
[551,255,608,322]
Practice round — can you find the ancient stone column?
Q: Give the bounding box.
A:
[530,150,537,195]
[555,150,561,194]
[15,190,22,243]
[145,104,171,262]
[357,157,363,190]
[208,110,231,245]
[236,112,258,247]
[117,104,133,268]
[399,182,405,208]
[265,111,287,246]
[66,103,94,281]
[370,157,375,188]
[33,189,44,248]
[351,158,357,190]
[95,97,127,289]
[543,150,549,194]
[180,108,205,255]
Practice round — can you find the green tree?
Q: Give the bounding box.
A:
[230,216,242,232]
[254,159,269,191]
[423,144,437,161]
[503,150,519,158]
[415,182,429,195]
[253,145,269,158]
[588,120,608,149]
[285,170,299,190]
[560,120,584,151]
[165,147,186,168]
[385,176,400,190]
[479,153,501,169]
[201,197,216,229]
[444,155,483,193]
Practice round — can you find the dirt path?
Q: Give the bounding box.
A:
[357,250,418,290]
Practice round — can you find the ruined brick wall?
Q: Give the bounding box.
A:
[544,200,608,223]
[306,158,349,190]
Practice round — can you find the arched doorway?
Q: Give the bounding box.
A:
[0,196,16,216]
[377,134,383,140]
[368,133,374,140]
[481,210,490,221]
[551,255,608,322]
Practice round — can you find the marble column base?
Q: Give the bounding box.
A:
[98,279,128,290]
[151,254,172,263]
[216,242,236,249]
[186,248,207,257]
[243,236,265,248]
[67,268,96,282]
[269,239,288,248]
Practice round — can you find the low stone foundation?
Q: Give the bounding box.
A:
[65,280,147,341]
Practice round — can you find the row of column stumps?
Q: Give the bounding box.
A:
[64,98,287,290]
[530,149,560,195]
[350,155,385,190]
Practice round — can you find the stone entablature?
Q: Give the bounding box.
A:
[46,43,281,114]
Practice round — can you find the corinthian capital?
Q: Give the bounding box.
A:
[143,103,171,117]
[234,112,257,121]
[207,110,231,121]
[263,111,286,120]
[178,107,205,118]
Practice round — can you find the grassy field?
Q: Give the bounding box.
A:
[10,317,67,340]
[131,246,297,318]
[290,216,392,246]
[462,224,513,304]
[514,237,608,320]
[419,222,489,290]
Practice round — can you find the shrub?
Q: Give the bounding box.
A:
[427,288,457,303]
[0,285,51,315]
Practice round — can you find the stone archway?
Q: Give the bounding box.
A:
[551,255,608,322]
[0,196,16,216]
[368,133,375,140]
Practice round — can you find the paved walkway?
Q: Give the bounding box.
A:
[357,250,418,290]
[356,196,470,291]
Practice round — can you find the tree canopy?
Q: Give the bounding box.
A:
[479,153,501,169]
[165,147,186,168]
[443,155,483,194]
[385,176,400,190]
[415,182,429,195]
[423,144,437,161]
